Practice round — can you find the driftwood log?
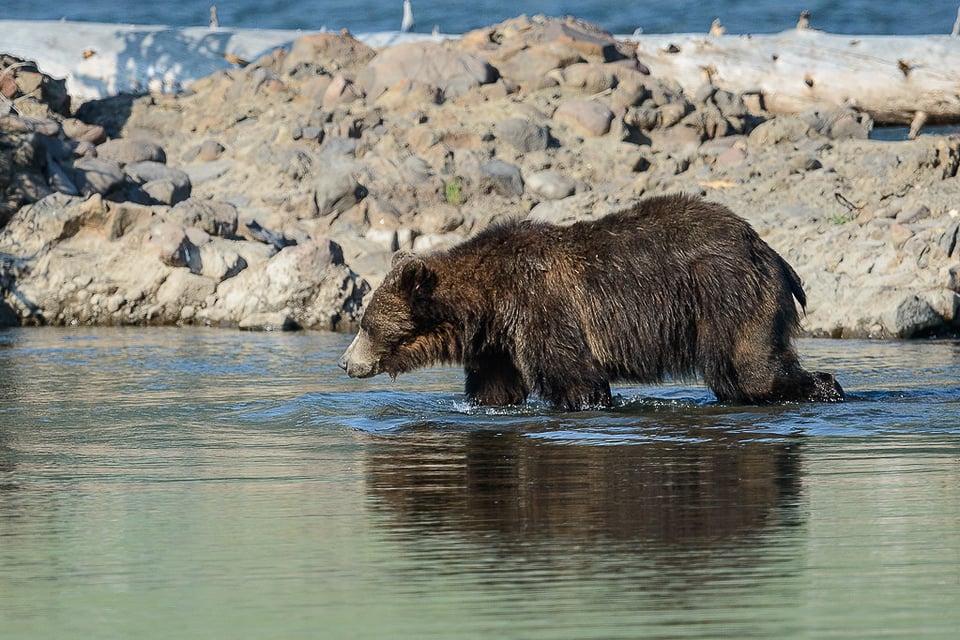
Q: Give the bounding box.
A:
[628,29,960,127]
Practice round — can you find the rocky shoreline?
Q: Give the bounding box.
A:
[2,15,959,337]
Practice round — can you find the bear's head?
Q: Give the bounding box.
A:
[339,251,453,379]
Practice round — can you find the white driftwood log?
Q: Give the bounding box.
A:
[628,29,960,125]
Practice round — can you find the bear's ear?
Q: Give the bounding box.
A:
[395,254,435,299]
[391,249,416,268]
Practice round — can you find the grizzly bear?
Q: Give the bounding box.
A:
[339,193,844,410]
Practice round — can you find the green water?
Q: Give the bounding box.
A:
[0,328,958,639]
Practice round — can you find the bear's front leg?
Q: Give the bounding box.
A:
[464,351,529,406]
[540,376,612,411]
[530,361,612,410]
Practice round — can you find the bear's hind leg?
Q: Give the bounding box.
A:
[707,346,844,404]
[464,351,529,406]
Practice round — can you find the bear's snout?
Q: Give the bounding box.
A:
[339,331,379,378]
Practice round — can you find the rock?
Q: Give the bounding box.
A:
[542,17,627,62]
[890,223,913,247]
[656,102,691,129]
[496,118,550,152]
[554,99,615,137]
[364,227,399,251]
[182,160,232,186]
[895,204,931,225]
[937,221,959,257]
[11,192,121,246]
[198,238,248,281]
[526,169,576,200]
[887,293,945,338]
[45,157,80,196]
[322,73,365,108]
[411,204,465,234]
[493,43,581,89]
[71,156,126,197]
[360,41,497,100]
[313,169,366,217]
[195,139,225,162]
[95,139,166,165]
[0,55,70,118]
[366,198,402,229]
[155,269,217,320]
[201,239,367,331]
[556,62,617,94]
[478,159,524,197]
[170,199,239,238]
[238,311,298,331]
[61,118,107,144]
[747,116,817,147]
[145,222,202,273]
[801,107,873,139]
[124,161,192,205]
[281,31,377,76]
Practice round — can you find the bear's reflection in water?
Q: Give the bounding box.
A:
[365,425,803,551]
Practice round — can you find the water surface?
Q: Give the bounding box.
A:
[0,328,958,639]
[6,0,959,35]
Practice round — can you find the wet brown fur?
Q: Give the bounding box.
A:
[340,193,844,410]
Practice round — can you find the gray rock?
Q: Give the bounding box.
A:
[145,222,202,273]
[196,139,225,162]
[558,63,616,94]
[61,118,107,144]
[71,156,126,196]
[526,169,576,200]
[364,227,399,251]
[360,41,497,100]
[142,178,192,206]
[198,238,248,281]
[889,294,945,338]
[182,160,232,186]
[96,139,166,165]
[313,169,365,217]
[45,156,79,196]
[322,73,365,108]
[747,116,818,147]
[280,31,377,76]
[201,239,366,331]
[125,161,192,205]
[170,199,239,238]
[155,269,217,320]
[895,204,931,225]
[320,137,358,158]
[496,118,550,152]
[554,99,615,137]
[801,108,873,140]
[124,160,186,185]
[937,221,959,257]
[238,311,299,331]
[479,159,524,197]
[9,170,53,202]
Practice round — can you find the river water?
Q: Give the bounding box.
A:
[0,327,958,639]
[6,0,959,35]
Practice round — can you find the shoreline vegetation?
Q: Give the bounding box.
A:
[2,14,959,338]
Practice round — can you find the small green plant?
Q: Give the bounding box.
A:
[444,176,464,206]
[828,212,858,224]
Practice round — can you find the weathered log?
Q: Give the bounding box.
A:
[628,29,960,125]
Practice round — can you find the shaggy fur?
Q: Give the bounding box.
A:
[339,193,844,410]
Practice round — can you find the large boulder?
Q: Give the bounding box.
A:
[199,239,368,331]
[359,41,498,100]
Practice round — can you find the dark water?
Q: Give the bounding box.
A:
[5,0,959,35]
[0,327,958,639]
